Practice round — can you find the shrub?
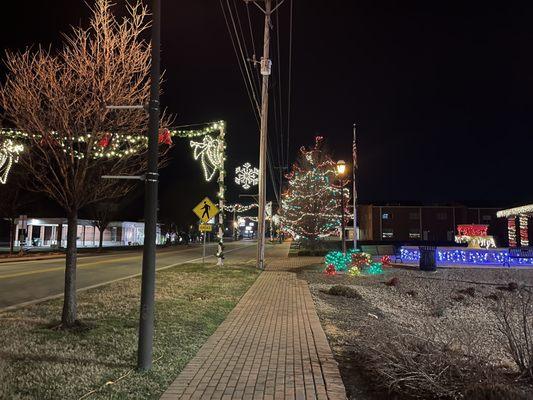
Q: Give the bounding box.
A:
[494,288,533,380]
[356,331,496,399]
[328,285,362,299]
[464,383,528,400]
[385,277,399,287]
[457,287,476,297]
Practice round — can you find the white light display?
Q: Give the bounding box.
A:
[454,235,496,249]
[190,135,224,182]
[0,139,24,184]
[224,203,258,213]
[497,205,533,218]
[235,162,259,190]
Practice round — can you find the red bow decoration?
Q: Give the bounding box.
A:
[158,128,172,145]
[98,133,111,148]
[324,264,336,276]
[39,134,57,147]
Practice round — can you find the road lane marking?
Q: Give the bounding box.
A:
[0,244,226,280]
[0,243,256,312]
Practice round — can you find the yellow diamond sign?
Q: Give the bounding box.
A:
[193,197,219,223]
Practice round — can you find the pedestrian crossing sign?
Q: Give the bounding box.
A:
[193,197,219,223]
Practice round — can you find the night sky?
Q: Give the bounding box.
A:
[1,1,533,227]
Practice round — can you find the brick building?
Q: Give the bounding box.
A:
[356,204,508,246]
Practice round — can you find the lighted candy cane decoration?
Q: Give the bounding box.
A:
[0,139,24,184]
[508,217,517,248]
[519,214,529,247]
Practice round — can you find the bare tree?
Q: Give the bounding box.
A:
[0,0,170,327]
[0,168,33,254]
[87,202,120,250]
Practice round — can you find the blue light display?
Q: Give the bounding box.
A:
[400,246,533,266]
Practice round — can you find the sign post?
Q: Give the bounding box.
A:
[193,197,219,265]
[202,232,206,265]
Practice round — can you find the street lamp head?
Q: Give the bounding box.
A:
[336,160,346,176]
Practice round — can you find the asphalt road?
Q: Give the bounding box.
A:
[0,240,289,310]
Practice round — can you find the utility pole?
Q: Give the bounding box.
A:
[137,0,160,371]
[256,0,272,270]
[352,123,358,250]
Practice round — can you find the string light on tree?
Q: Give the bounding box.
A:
[235,162,259,190]
[281,136,348,240]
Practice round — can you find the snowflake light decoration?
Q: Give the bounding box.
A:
[0,139,24,184]
[235,162,259,190]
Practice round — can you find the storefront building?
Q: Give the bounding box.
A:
[13,217,162,248]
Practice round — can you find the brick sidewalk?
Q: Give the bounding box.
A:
[160,258,346,400]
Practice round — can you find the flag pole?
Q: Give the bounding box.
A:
[352,123,358,250]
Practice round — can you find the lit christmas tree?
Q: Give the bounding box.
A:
[281,137,348,240]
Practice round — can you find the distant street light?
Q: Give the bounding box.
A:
[336,160,347,254]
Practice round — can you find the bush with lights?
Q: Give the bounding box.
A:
[323,248,384,276]
[324,248,358,272]
[381,255,392,266]
[324,264,336,276]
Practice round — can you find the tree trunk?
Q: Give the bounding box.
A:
[98,225,104,250]
[9,218,15,254]
[61,210,78,327]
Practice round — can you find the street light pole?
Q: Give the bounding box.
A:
[336,160,347,255]
[340,177,346,255]
[137,0,160,372]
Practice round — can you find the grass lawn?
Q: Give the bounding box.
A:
[0,263,260,400]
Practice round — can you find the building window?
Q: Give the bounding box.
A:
[436,212,447,220]
[382,212,393,220]
[409,212,419,220]
[409,228,421,239]
[382,228,393,238]
[482,214,492,222]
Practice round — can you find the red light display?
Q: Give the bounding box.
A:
[457,224,489,237]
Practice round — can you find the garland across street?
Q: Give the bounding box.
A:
[0,120,228,263]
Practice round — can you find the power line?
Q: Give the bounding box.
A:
[286,0,294,168]
[275,3,284,167]
[230,0,262,112]
[245,1,257,59]
[219,0,260,122]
